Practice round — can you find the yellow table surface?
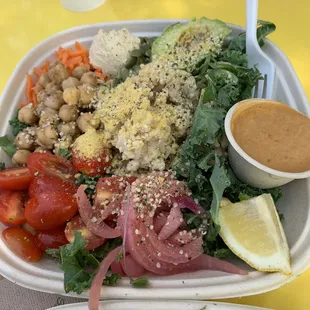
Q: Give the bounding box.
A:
[1,0,309,309]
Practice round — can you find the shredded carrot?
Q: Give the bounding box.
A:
[40,60,50,73]
[33,67,42,77]
[95,68,108,80]
[55,41,93,71]
[26,74,33,103]
[32,91,38,107]
[68,50,88,58]
[75,41,87,52]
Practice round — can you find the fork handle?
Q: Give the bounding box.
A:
[246,0,260,48]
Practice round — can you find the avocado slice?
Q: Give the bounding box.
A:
[152,17,232,72]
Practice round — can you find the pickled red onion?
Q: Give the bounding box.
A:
[77,185,121,238]
[158,206,183,240]
[170,196,205,214]
[88,246,122,310]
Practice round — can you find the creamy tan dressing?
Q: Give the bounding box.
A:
[231,100,310,173]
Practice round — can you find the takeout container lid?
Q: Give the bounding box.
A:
[0,20,310,301]
[47,300,272,310]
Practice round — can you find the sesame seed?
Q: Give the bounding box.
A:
[149,225,154,230]
[135,229,140,235]
[156,262,161,268]
[157,252,161,257]
[179,250,184,255]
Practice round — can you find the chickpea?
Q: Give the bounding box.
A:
[58,122,80,137]
[34,146,51,154]
[78,84,96,107]
[12,150,31,166]
[36,125,59,149]
[32,83,44,94]
[77,113,95,132]
[37,90,48,103]
[63,87,80,105]
[38,73,51,88]
[14,130,35,150]
[39,108,59,127]
[54,137,73,155]
[49,60,62,69]
[44,90,65,110]
[59,105,79,122]
[80,72,97,86]
[90,116,100,129]
[48,63,69,85]
[45,82,61,93]
[72,66,89,79]
[18,104,38,125]
[62,77,81,90]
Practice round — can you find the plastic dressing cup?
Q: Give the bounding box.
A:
[224,99,310,189]
[59,0,106,12]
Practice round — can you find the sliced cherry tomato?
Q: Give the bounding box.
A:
[0,167,32,190]
[29,176,77,197]
[2,227,42,262]
[0,189,26,226]
[64,215,105,250]
[25,191,78,230]
[35,226,68,251]
[27,153,77,183]
[71,147,111,177]
[94,176,137,207]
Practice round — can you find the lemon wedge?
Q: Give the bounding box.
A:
[218,194,291,275]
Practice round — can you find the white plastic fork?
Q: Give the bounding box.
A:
[246,0,275,99]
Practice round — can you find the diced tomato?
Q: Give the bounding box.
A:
[35,226,68,251]
[0,189,26,226]
[2,227,42,262]
[25,191,78,230]
[64,215,105,250]
[94,176,137,207]
[0,167,32,190]
[27,153,77,183]
[29,176,77,197]
[71,147,111,177]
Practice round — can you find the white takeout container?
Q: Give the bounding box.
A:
[0,20,310,301]
[59,0,106,12]
[47,300,272,310]
[225,99,310,189]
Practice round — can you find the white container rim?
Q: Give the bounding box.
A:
[225,98,310,179]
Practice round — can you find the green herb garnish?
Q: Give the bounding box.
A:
[130,276,149,288]
[58,148,72,160]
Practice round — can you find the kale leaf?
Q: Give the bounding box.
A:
[9,117,29,137]
[75,173,100,201]
[0,136,17,157]
[228,20,276,52]
[46,232,122,294]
